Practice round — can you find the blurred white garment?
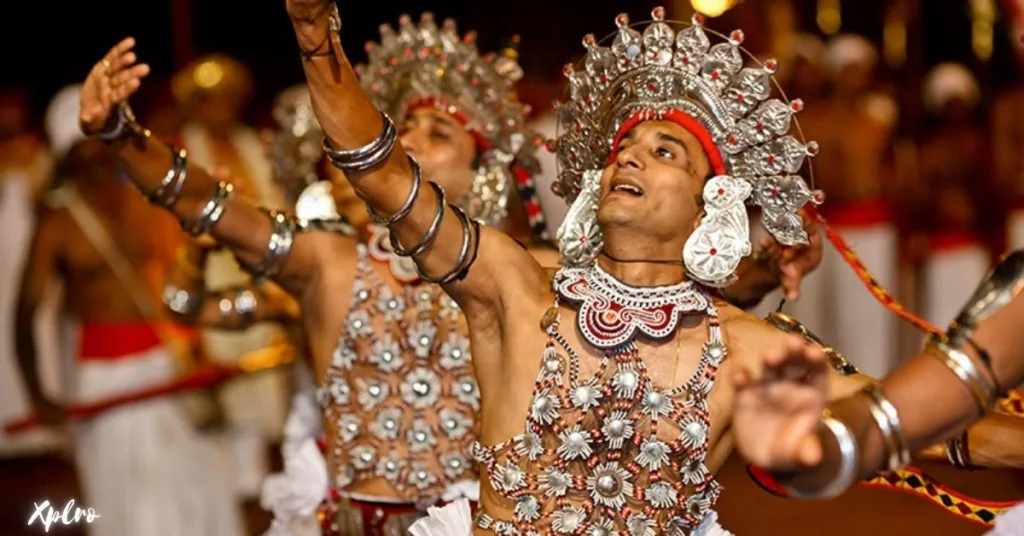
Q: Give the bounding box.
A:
[75,345,243,536]
[183,123,288,498]
[260,389,327,536]
[921,235,989,328]
[0,175,68,457]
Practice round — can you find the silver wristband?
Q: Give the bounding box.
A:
[97,102,140,142]
[415,204,477,285]
[185,181,234,236]
[162,283,204,315]
[149,148,188,208]
[389,180,445,258]
[783,416,859,500]
[248,210,298,280]
[927,336,997,414]
[322,111,398,173]
[862,384,911,471]
[366,156,422,225]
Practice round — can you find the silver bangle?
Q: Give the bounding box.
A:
[416,204,477,285]
[162,283,203,315]
[149,148,188,208]
[322,111,397,173]
[185,181,234,236]
[97,102,139,142]
[926,336,997,414]
[862,384,911,471]
[783,417,859,500]
[366,156,422,225]
[249,210,298,280]
[389,181,445,257]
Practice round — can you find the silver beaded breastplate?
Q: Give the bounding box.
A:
[318,244,479,501]
[472,266,725,535]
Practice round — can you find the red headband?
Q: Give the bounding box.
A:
[609,109,727,176]
[405,97,491,153]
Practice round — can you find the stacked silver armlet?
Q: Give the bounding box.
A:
[325,115,481,284]
[389,181,445,257]
[184,181,234,237]
[245,210,298,280]
[862,384,912,472]
[368,156,422,225]
[925,335,998,414]
[322,111,398,173]
[784,416,859,500]
[416,205,478,285]
[149,148,189,208]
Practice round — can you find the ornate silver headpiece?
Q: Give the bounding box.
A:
[269,85,324,204]
[551,8,823,286]
[356,14,548,236]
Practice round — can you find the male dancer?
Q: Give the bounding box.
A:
[81,8,852,533]
[271,5,1024,533]
[18,85,241,536]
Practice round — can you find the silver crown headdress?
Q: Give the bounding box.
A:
[355,14,548,236]
[270,85,324,204]
[551,8,823,286]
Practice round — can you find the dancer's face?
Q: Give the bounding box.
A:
[399,107,478,202]
[597,120,711,244]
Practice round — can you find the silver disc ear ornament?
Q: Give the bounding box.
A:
[556,169,604,267]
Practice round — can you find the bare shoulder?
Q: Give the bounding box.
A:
[527,245,562,269]
[717,301,789,365]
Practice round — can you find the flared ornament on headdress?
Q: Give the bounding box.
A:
[551,8,823,286]
[355,14,549,237]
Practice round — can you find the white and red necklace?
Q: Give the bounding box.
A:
[553,264,710,349]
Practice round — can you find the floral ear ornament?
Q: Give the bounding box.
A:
[548,8,823,287]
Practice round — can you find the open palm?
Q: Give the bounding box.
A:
[732,335,830,471]
[79,38,151,136]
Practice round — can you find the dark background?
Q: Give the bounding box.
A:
[1,0,1019,126]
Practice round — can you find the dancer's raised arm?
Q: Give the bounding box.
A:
[79,38,322,297]
[286,1,547,317]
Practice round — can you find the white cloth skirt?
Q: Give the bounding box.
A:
[74,346,243,536]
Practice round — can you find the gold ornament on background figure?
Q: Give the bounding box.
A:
[171,54,254,104]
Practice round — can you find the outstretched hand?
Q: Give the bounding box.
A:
[79,38,150,136]
[732,334,830,471]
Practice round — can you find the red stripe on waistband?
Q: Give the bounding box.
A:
[821,198,892,228]
[78,322,162,361]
